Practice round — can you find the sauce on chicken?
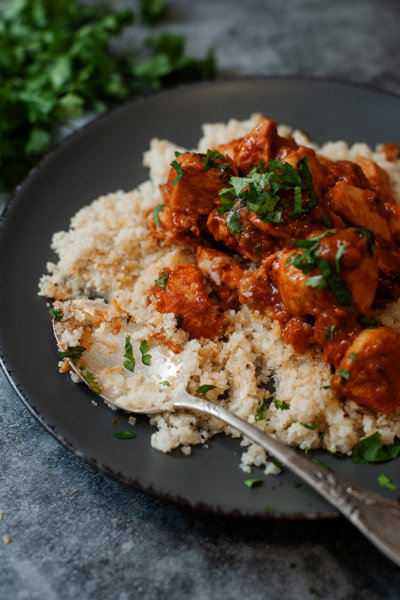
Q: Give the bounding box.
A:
[148,117,400,414]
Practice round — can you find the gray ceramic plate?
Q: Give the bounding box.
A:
[1,78,399,519]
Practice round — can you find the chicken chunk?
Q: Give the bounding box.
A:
[151,152,237,243]
[276,230,379,317]
[238,257,291,323]
[331,327,400,413]
[325,181,391,242]
[356,157,396,205]
[151,265,225,339]
[207,207,278,262]
[318,157,370,189]
[231,117,277,174]
[196,247,247,309]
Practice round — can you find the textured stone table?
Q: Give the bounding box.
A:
[2,1,400,598]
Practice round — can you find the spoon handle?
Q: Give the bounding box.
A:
[174,392,400,566]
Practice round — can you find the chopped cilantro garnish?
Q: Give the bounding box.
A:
[310,457,330,470]
[288,231,352,306]
[139,340,151,366]
[273,399,290,410]
[227,209,243,234]
[50,308,63,320]
[339,367,350,380]
[155,272,169,289]
[323,385,331,390]
[244,478,264,488]
[218,156,318,232]
[170,158,183,186]
[126,315,132,323]
[319,424,329,439]
[321,214,333,228]
[301,422,319,430]
[335,242,346,273]
[352,432,400,464]
[359,314,381,329]
[324,324,336,340]
[176,313,183,328]
[377,473,397,491]
[123,335,135,372]
[271,459,284,470]
[355,227,375,255]
[152,204,165,226]
[61,346,86,360]
[203,149,231,172]
[349,352,357,360]
[161,380,170,387]
[196,384,217,395]
[80,368,102,395]
[255,394,268,422]
[113,430,136,440]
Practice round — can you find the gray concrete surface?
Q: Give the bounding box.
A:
[2,1,400,598]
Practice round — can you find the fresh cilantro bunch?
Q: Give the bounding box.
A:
[0,0,216,192]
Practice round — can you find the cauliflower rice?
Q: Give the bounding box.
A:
[39,114,400,473]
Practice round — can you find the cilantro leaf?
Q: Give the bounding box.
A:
[155,272,169,289]
[203,149,231,172]
[355,227,375,255]
[196,384,217,395]
[50,308,63,320]
[227,210,243,234]
[377,473,397,491]
[170,159,183,186]
[339,367,350,380]
[61,345,86,360]
[324,324,336,340]
[273,399,290,410]
[321,214,333,228]
[123,335,135,372]
[335,242,346,273]
[152,204,165,226]
[352,432,400,464]
[113,430,136,440]
[255,394,268,422]
[244,478,264,488]
[301,422,320,430]
[139,340,151,366]
[80,367,102,395]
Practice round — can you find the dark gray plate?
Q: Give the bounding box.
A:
[1,78,399,519]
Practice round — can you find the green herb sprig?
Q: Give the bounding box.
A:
[139,340,151,366]
[123,335,135,372]
[352,432,400,464]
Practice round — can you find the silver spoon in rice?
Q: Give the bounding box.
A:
[54,298,400,566]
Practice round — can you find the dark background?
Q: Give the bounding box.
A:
[1,1,400,598]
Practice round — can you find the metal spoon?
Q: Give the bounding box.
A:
[54,298,400,566]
